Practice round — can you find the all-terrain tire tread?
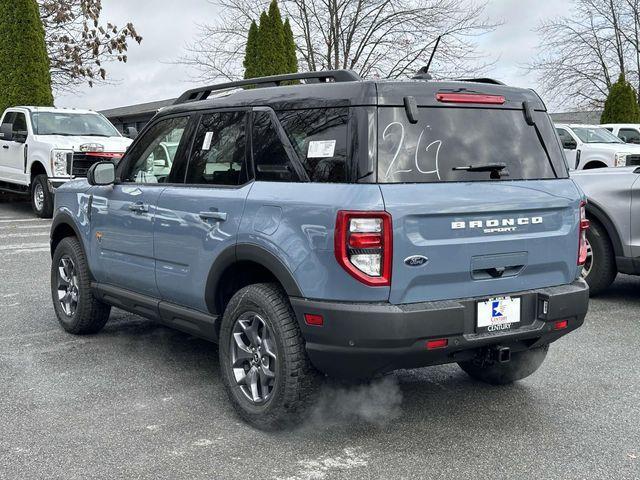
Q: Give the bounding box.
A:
[51,237,111,334]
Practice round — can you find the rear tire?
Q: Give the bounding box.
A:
[219,283,320,430]
[31,174,53,218]
[582,219,617,296]
[51,237,111,334]
[458,345,549,385]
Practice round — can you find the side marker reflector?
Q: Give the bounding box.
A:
[426,338,448,350]
[304,314,324,326]
[554,320,568,330]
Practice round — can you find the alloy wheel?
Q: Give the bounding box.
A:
[230,312,277,404]
[57,256,79,317]
[34,183,44,212]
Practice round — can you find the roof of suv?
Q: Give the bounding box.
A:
[159,70,547,118]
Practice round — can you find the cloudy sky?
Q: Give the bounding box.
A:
[55,0,574,112]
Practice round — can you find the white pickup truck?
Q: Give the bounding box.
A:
[555,123,640,170]
[0,107,131,217]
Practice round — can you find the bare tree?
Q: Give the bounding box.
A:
[531,0,640,110]
[39,0,142,92]
[177,0,498,82]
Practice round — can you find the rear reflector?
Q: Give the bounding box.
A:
[426,338,448,350]
[436,93,505,105]
[554,320,568,330]
[578,201,590,265]
[304,314,324,326]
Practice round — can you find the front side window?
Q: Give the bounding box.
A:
[31,112,119,137]
[185,111,247,186]
[12,113,27,134]
[276,108,349,182]
[571,127,624,144]
[619,128,640,144]
[123,116,189,183]
[378,107,567,183]
[252,111,300,182]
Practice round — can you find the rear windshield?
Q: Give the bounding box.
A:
[377,107,567,183]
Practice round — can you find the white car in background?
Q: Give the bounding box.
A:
[555,123,640,170]
[601,123,640,144]
[0,106,131,217]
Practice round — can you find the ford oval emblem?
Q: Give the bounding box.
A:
[404,255,428,267]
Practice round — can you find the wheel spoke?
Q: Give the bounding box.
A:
[241,316,261,346]
[247,367,260,402]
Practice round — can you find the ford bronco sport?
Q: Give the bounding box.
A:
[49,70,590,429]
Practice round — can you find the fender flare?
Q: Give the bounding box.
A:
[204,243,303,314]
[50,212,86,257]
[585,201,623,257]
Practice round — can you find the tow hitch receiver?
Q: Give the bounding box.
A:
[495,346,511,363]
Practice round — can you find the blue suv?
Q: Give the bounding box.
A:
[50,70,590,429]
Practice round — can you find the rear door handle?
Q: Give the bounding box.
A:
[129,202,149,213]
[2,145,8,149]
[199,211,227,222]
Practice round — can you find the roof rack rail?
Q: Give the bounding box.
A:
[456,78,505,85]
[174,70,361,105]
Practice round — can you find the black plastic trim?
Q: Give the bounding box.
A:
[204,243,303,315]
[50,212,86,257]
[92,283,219,341]
[290,279,589,378]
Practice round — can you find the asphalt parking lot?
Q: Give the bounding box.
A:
[0,196,638,480]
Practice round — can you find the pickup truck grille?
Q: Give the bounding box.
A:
[66,153,121,177]
[626,155,640,166]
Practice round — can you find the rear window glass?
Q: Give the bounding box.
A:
[378,107,567,183]
[276,108,349,182]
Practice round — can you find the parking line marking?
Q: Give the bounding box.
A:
[0,232,49,239]
[0,218,51,223]
[0,224,51,230]
[0,242,49,250]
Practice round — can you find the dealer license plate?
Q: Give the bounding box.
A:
[476,296,521,333]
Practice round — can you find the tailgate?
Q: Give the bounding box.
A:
[380,180,581,304]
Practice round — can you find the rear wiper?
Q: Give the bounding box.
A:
[453,163,508,179]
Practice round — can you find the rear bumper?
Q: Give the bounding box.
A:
[290,279,589,378]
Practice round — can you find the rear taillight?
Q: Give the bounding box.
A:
[436,93,506,105]
[578,201,590,265]
[334,211,392,286]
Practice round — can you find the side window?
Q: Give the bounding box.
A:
[277,108,349,182]
[252,111,300,182]
[12,113,27,134]
[123,116,189,183]
[185,111,247,186]
[619,128,640,144]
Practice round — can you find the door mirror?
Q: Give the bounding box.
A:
[87,162,116,185]
[562,138,577,150]
[0,123,13,141]
[125,126,138,139]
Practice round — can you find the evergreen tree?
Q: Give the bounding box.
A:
[601,74,640,124]
[283,18,298,74]
[0,0,53,114]
[243,1,298,79]
[243,21,259,79]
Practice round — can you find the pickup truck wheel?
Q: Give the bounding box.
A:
[219,283,320,430]
[31,174,53,218]
[51,237,111,334]
[581,219,616,295]
[457,345,549,385]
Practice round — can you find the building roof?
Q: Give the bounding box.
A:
[99,98,176,119]
[550,110,602,125]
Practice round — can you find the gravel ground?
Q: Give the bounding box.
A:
[0,198,638,480]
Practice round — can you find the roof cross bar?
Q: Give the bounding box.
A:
[174,69,362,105]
